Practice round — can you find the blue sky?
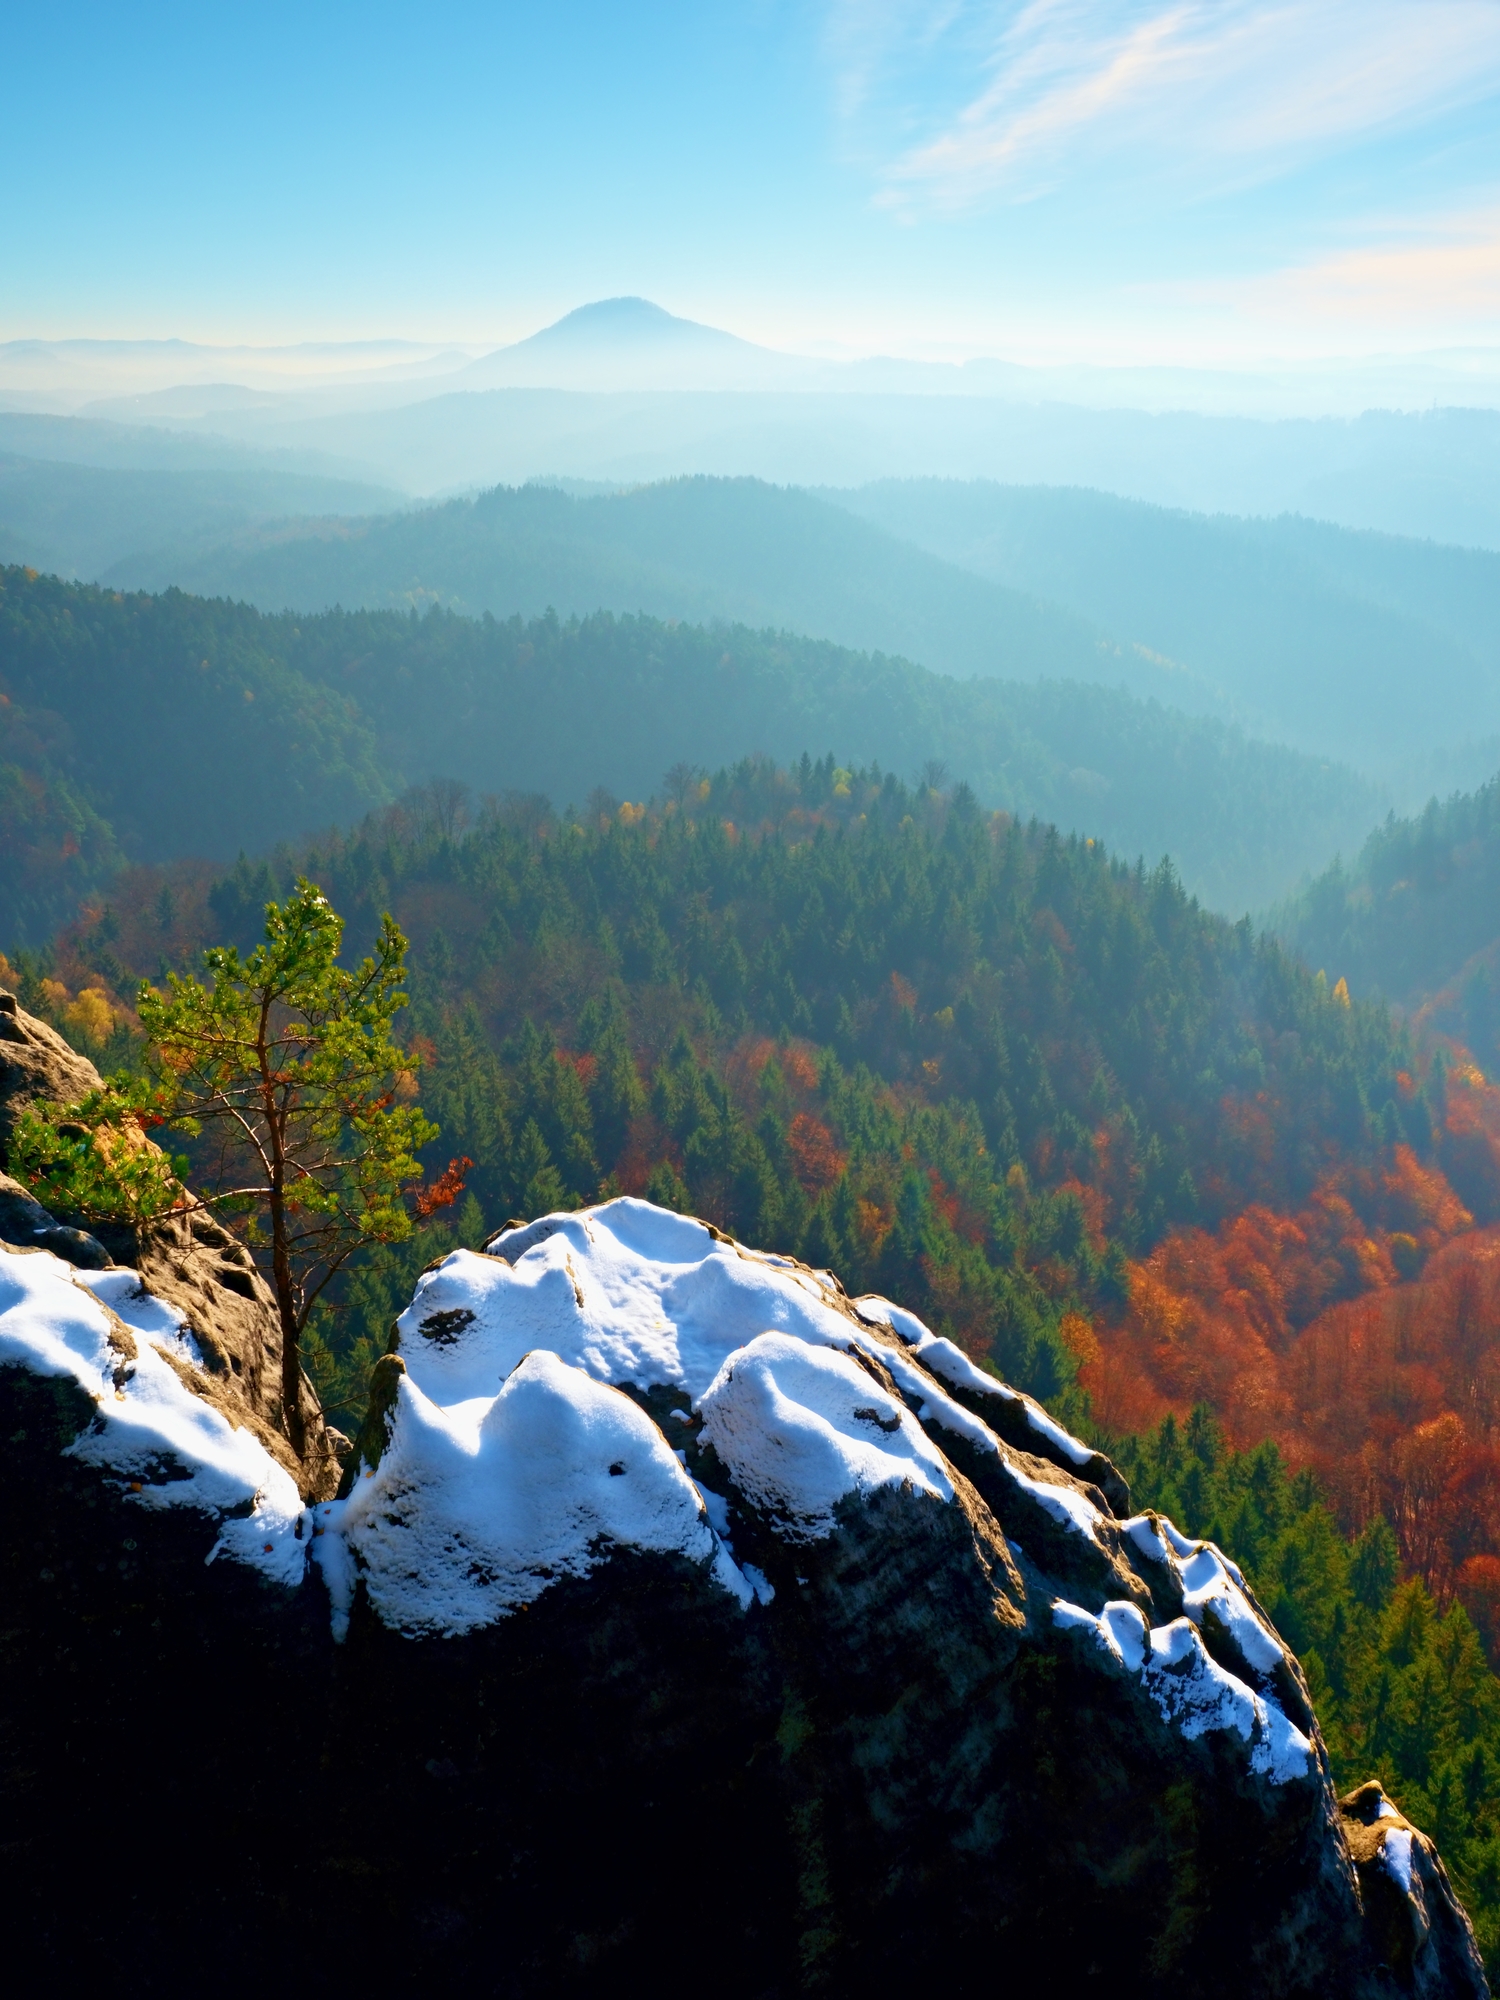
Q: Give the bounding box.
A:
[9,0,1500,364]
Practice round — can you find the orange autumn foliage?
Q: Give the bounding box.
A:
[780,1045,820,1094]
[787,1112,845,1195]
[1084,1139,1500,1593]
[413,1156,472,1219]
[1438,1065,1500,1220]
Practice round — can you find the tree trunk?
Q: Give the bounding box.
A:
[270,1181,305,1456]
[258,996,305,1458]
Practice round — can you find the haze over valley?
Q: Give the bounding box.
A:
[7,314,1500,917]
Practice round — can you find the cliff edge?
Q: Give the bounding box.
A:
[0,1172,1486,1995]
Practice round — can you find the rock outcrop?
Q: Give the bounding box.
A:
[0,987,100,1158]
[0,1193,1488,1997]
[0,990,336,1492]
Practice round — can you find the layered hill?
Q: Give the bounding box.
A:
[1274,773,1500,1055]
[36,466,1495,790]
[0,447,400,581]
[0,564,1382,941]
[831,480,1500,784]
[7,451,1500,796]
[104,476,1112,689]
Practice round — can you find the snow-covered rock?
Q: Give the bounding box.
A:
[0,988,338,1490]
[1,1194,1488,1998]
[1340,1782,1485,1998]
[0,1239,306,1582]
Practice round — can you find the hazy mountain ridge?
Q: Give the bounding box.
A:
[831,479,1500,783]
[1274,772,1500,1032]
[41,385,1500,547]
[110,475,1114,692]
[58,465,1500,789]
[0,450,404,582]
[0,563,1383,943]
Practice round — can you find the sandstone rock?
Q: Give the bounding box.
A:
[0,1196,1489,1996]
[1340,1782,1487,1998]
[0,1170,112,1267]
[0,990,336,1494]
[0,988,101,1165]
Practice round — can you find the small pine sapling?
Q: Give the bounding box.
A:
[15,880,446,1456]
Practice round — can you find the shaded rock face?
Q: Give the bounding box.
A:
[0,991,334,1494]
[0,1197,1489,1997]
[1340,1783,1487,1999]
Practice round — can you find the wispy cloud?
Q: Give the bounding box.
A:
[826,2,1500,212]
[1257,206,1500,331]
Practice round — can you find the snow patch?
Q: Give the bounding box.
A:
[1053,1597,1148,1673]
[856,1293,1094,1465]
[853,1328,1105,1548]
[1051,1601,1311,1785]
[852,1331,995,1451]
[0,1241,303,1584]
[1005,1455,1104,1540]
[1382,1826,1415,1894]
[1123,1514,1175,1565]
[698,1332,954,1541]
[1177,1545,1283,1676]
[1146,1618,1311,1783]
[77,1266,204,1368]
[398,1200,863,1406]
[323,1349,747,1637]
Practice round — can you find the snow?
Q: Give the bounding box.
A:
[77,1266,205,1368]
[1053,1595,1310,1784]
[1124,1514,1175,1565]
[308,1201,1157,1628]
[853,1327,1106,1548]
[740,1562,775,1605]
[1123,1518,1277,1678]
[697,1332,954,1541]
[855,1293,1095,1466]
[315,1348,747,1638]
[1005,1457,1106,1540]
[1053,1597,1147,1672]
[1146,1618,1311,1782]
[0,1190,1317,1757]
[853,1331,999,1454]
[307,1203,1013,1632]
[1177,1545,1284,1676]
[1382,1827,1415,1893]
[0,1241,305,1584]
[396,1200,866,1406]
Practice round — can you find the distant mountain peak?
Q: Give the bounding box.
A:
[544,297,680,328]
[497,296,750,357]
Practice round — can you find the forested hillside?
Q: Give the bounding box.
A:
[63,465,1500,793]
[0,449,399,581]
[111,475,1110,690]
[11,457,1498,804]
[833,479,1500,783]
[19,758,1439,1429]
[0,564,1382,941]
[1275,773,1500,1054]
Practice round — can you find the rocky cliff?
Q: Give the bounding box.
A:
[0,1154,1487,1993]
[0,989,337,1492]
